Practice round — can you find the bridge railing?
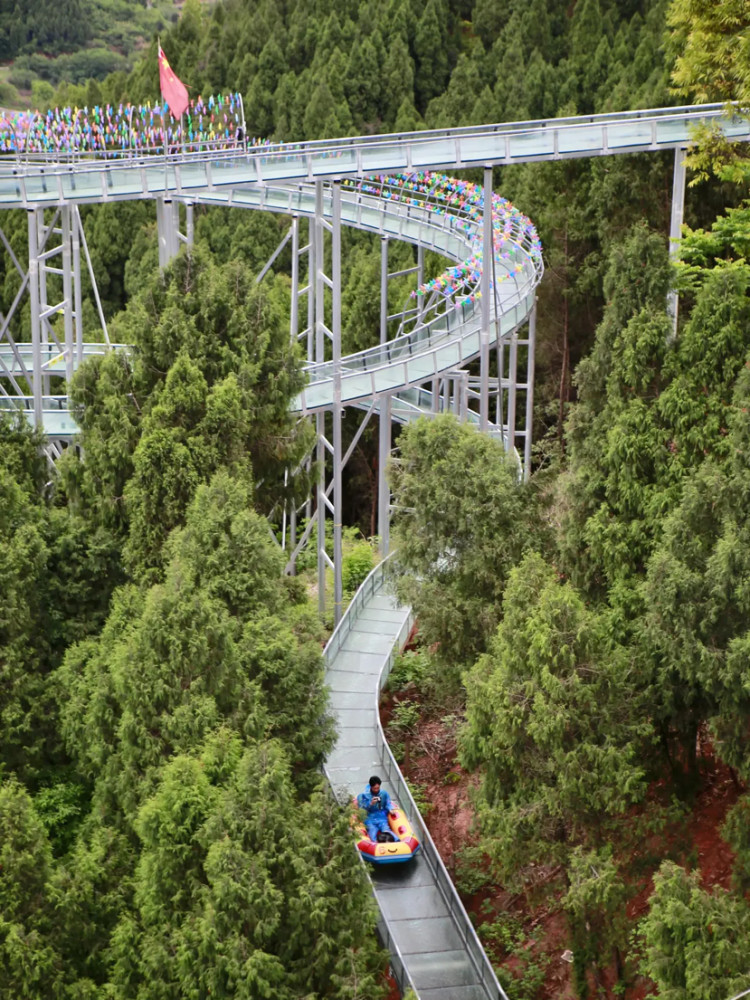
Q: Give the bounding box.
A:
[0,394,68,410]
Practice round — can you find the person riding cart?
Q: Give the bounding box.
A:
[357,775,396,842]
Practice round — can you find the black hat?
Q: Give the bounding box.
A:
[368,775,381,787]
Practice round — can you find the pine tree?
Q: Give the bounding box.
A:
[0,779,63,1000]
[461,552,650,878]
[414,0,451,110]
[640,862,750,1000]
[391,415,537,675]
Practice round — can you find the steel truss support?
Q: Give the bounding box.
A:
[668,147,687,339]
[310,181,345,626]
[13,206,96,432]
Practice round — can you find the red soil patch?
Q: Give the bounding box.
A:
[690,757,740,890]
[383,692,745,1000]
[382,970,400,1000]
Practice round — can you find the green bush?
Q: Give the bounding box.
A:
[387,649,429,693]
[0,81,20,106]
[342,538,374,594]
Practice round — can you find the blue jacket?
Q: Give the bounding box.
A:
[357,787,393,816]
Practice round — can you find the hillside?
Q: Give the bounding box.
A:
[0,0,186,109]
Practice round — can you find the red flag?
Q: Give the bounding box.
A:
[158,45,189,119]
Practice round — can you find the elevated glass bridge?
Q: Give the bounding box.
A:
[1,103,748,209]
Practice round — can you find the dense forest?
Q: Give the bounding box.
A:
[2,0,750,998]
[0,0,181,107]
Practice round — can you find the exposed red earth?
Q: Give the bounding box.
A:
[382,686,744,999]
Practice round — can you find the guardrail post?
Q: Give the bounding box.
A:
[668,146,687,339]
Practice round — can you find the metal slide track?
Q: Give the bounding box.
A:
[324,561,505,999]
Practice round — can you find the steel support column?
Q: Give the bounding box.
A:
[331,181,343,627]
[61,208,75,385]
[314,183,327,618]
[304,215,314,530]
[288,216,301,565]
[523,303,537,481]
[480,166,492,430]
[156,197,179,267]
[380,236,388,347]
[668,147,686,338]
[496,338,504,429]
[72,209,84,364]
[378,395,392,554]
[27,210,43,428]
[506,334,518,456]
[37,210,51,399]
[378,234,391,554]
[416,245,424,325]
[290,216,300,343]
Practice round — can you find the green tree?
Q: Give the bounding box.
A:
[391,415,536,675]
[345,38,383,128]
[639,861,750,1000]
[414,0,451,110]
[50,821,134,986]
[668,0,750,106]
[57,469,333,823]
[563,846,629,993]
[0,464,52,781]
[108,740,386,1000]
[0,778,63,1000]
[382,35,415,127]
[461,553,649,879]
